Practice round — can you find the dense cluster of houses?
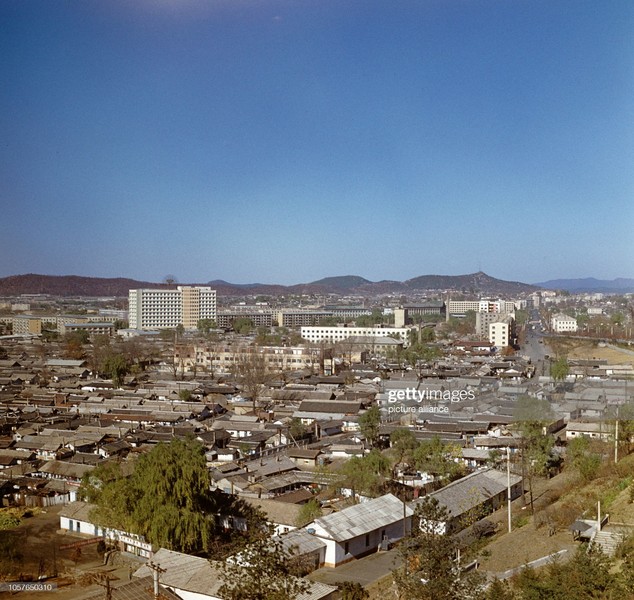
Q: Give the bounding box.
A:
[2,326,633,597]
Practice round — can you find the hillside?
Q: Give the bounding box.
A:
[536,277,634,293]
[0,274,166,298]
[0,271,538,298]
[405,271,536,295]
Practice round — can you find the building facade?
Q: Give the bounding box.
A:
[174,343,325,374]
[300,325,413,347]
[551,314,578,333]
[447,299,516,316]
[128,287,217,330]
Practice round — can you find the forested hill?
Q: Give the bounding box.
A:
[0,271,538,297]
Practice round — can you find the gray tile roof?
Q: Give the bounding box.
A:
[424,468,522,518]
[313,493,413,542]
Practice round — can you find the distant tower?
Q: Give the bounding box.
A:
[446,294,450,323]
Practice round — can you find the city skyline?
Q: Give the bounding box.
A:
[1,1,633,285]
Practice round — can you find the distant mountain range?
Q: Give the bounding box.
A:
[535,277,634,293]
[0,271,538,297]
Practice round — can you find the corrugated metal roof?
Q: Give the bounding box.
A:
[313,494,413,542]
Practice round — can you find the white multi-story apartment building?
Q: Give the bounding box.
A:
[551,314,578,333]
[488,320,511,348]
[476,311,515,339]
[447,299,516,315]
[128,286,217,330]
[301,325,413,347]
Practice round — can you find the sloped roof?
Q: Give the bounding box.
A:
[134,548,224,596]
[275,528,327,556]
[60,500,97,522]
[135,548,336,600]
[313,493,413,542]
[84,576,180,600]
[425,468,522,519]
[243,497,303,526]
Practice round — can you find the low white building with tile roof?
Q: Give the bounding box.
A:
[415,467,523,534]
[307,493,413,567]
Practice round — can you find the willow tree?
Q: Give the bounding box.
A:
[131,437,216,553]
[82,437,216,554]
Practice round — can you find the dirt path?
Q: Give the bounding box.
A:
[474,468,581,575]
[0,506,143,600]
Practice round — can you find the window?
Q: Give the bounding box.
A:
[365,534,370,547]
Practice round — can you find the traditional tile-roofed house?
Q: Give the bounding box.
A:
[13,434,64,460]
[134,548,336,600]
[309,493,413,567]
[274,528,328,573]
[417,467,523,534]
[36,459,95,483]
[287,448,323,467]
[83,576,180,600]
[243,497,304,534]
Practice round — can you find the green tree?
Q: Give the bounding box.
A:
[359,405,381,448]
[420,327,436,343]
[179,388,193,401]
[513,397,557,513]
[566,436,602,482]
[219,535,310,600]
[103,353,129,387]
[63,331,88,359]
[338,581,369,600]
[550,357,570,382]
[197,318,217,334]
[511,545,623,598]
[82,437,216,554]
[295,498,322,527]
[232,317,254,334]
[337,450,390,501]
[389,428,419,470]
[393,497,483,600]
[288,417,309,441]
[413,437,464,482]
[483,578,514,600]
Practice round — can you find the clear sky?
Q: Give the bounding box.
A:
[1,0,633,286]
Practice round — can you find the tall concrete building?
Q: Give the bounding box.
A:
[128,286,217,330]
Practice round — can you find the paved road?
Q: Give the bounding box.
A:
[308,547,401,587]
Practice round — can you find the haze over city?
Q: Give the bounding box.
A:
[1,1,633,285]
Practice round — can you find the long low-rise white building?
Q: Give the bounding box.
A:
[59,501,154,558]
[301,325,414,347]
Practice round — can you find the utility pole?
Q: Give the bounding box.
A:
[507,446,512,533]
[147,561,166,600]
[93,574,115,600]
[615,408,619,464]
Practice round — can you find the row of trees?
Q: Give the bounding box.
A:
[333,428,466,502]
[61,333,158,385]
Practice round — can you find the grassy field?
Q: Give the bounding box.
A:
[552,338,634,367]
[477,452,634,576]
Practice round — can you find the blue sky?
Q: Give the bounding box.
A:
[1,0,632,285]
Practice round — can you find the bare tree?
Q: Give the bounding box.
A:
[231,347,275,414]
